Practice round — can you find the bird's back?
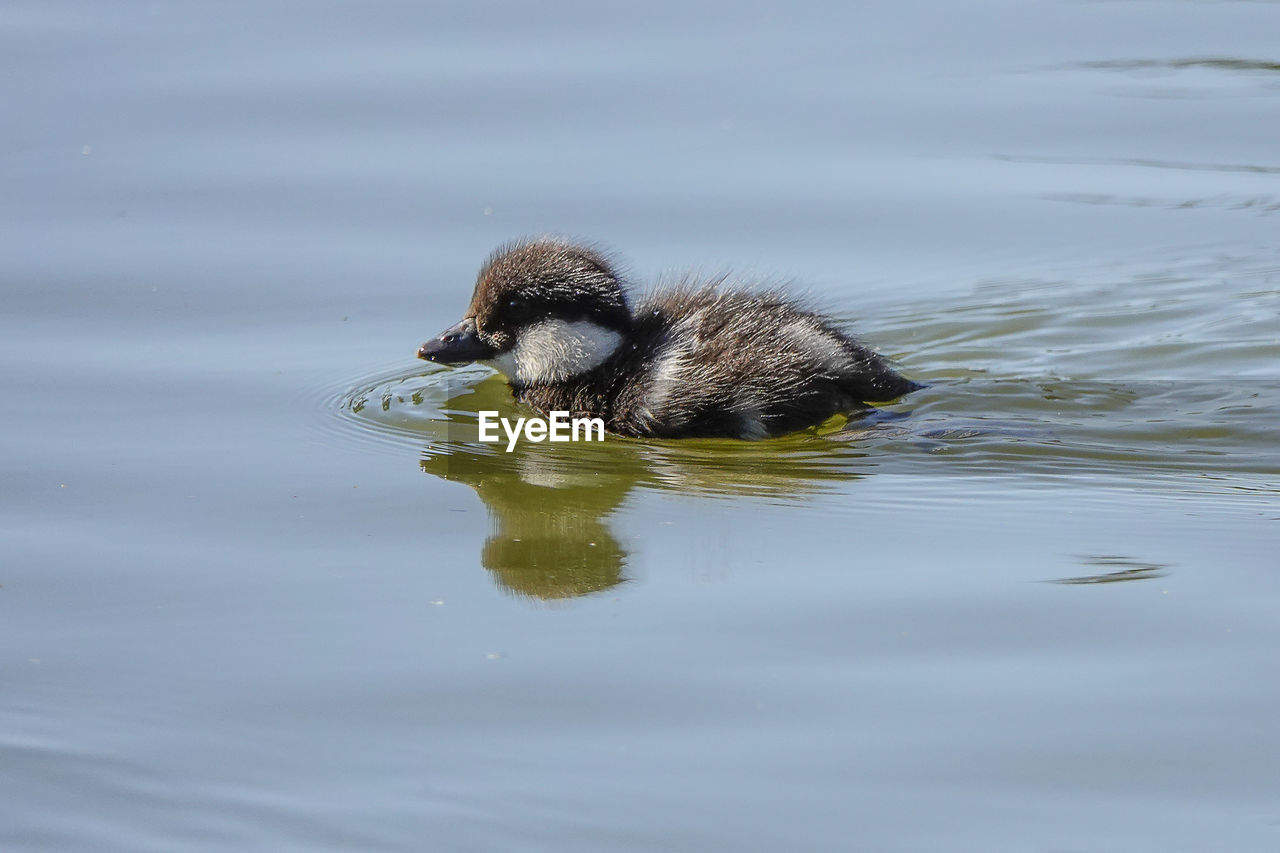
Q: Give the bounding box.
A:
[605,285,917,438]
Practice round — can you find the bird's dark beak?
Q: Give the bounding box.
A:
[417,317,497,364]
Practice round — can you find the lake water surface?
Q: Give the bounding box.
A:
[3,1,1279,851]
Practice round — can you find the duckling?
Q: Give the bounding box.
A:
[418,239,918,439]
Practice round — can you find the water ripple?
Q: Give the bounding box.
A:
[326,253,1280,503]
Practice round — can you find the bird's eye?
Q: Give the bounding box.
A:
[507,298,526,313]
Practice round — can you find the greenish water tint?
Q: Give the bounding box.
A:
[340,254,1279,600]
[4,0,1280,850]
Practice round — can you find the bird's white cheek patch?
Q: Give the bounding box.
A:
[505,320,623,384]
[484,351,519,379]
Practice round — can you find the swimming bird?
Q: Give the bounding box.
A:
[418,239,918,439]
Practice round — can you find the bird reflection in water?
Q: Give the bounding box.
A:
[417,418,875,601]
[419,440,633,599]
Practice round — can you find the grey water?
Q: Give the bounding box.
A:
[3,1,1279,851]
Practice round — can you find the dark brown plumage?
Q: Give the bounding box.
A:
[419,239,918,439]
